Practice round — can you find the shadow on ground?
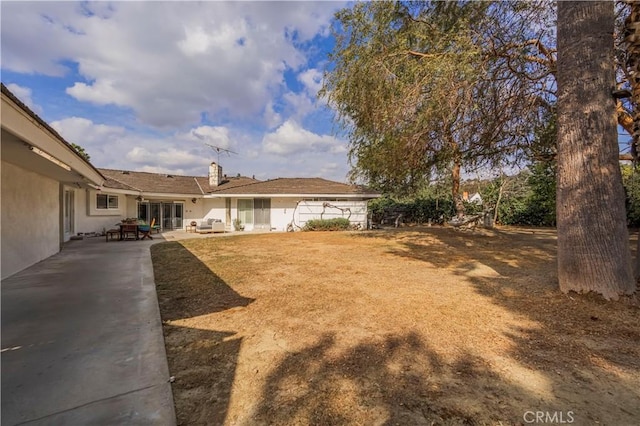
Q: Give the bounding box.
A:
[254,331,553,425]
[151,242,254,425]
[152,241,254,322]
[343,226,640,424]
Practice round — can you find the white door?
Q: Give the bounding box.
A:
[63,189,74,241]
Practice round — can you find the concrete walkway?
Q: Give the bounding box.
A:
[1,235,176,425]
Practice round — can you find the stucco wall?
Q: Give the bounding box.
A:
[1,161,60,279]
[74,189,128,235]
[201,197,369,232]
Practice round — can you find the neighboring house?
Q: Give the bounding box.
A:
[93,163,380,232]
[1,83,104,279]
[468,192,483,205]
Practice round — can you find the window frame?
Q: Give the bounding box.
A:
[96,193,119,210]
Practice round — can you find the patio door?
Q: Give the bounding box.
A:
[162,202,184,230]
[63,189,74,241]
[140,202,183,230]
[254,198,271,230]
[237,199,253,229]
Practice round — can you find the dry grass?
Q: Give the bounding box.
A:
[151,227,640,426]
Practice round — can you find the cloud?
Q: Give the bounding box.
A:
[5,83,43,114]
[298,68,323,96]
[184,126,232,150]
[1,2,343,128]
[262,120,346,156]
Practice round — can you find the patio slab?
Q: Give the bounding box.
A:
[1,236,175,425]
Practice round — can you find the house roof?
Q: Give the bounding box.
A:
[208,177,377,197]
[98,168,378,198]
[1,83,105,182]
[98,168,259,195]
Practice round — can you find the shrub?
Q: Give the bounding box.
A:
[303,218,351,231]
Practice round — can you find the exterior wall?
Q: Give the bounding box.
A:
[201,198,228,229]
[294,200,369,230]
[75,189,129,235]
[184,198,205,228]
[1,161,60,279]
[201,197,370,232]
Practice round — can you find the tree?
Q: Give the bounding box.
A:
[322,1,551,216]
[71,143,91,162]
[556,1,635,299]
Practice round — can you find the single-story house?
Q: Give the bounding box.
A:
[1,83,379,279]
[92,163,380,233]
[1,83,105,279]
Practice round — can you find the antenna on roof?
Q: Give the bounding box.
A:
[192,131,238,165]
[202,143,238,165]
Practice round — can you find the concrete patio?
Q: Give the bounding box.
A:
[1,235,176,425]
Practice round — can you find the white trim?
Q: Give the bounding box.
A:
[205,193,380,199]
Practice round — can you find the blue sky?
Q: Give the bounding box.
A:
[1,1,351,181]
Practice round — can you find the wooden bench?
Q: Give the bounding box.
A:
[105,229,120,242]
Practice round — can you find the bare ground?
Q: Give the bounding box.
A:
[151,227,640,426]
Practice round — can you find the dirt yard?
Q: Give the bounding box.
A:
[151,227,640,425]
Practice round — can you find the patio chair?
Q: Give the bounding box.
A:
[138,218,155,240]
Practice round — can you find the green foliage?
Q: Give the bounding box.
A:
[621,165,640,226]
[369,196,455,224]
[71,143,91,162]
[303,218,352,231]
[322,1,552,197]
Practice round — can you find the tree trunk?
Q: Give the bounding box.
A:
[623,1,640,278]
[557,1,636,299]
[450,140,464,218]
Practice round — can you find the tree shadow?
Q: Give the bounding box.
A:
[350,227,640,423]
[151,242,255,425]
[255,332,551,425]
[151,242,254,321]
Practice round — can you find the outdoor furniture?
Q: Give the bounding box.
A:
[196,218,225,233]
[120,223,139,240]
[138,218,155,240]
[106,229,120,242]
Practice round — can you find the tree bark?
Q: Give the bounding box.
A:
[622,1,640,278]
[557,1,636,299]
[452,151,464,218]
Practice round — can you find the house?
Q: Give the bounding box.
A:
[1,83,105,279]
[93,163,380,232]
[1,83,379,278]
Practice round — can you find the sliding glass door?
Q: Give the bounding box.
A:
[138,201,184,230]
[254,198,271,230]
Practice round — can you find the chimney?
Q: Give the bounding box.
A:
[209,162,222,187]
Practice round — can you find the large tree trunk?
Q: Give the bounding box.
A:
[623,1,640,278]
[449,138,464,218]
[557,1,636,300]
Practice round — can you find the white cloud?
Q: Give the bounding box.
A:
[283,92,316,120]
[1,2,343,128]
[262,120,346,156]
[50,116,125,146]
[298,68,323,96]
[5,83,43,114]
[263,101,282,129]
[184,126,232,150]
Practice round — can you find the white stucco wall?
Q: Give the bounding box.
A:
[294,200,368,230]
[1,161,60,279]
[74,189,129,235]
[201,197,369,232]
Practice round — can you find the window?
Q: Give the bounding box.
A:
[97,194,119,209]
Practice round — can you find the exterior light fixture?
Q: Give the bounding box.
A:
[29,145,72,171]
